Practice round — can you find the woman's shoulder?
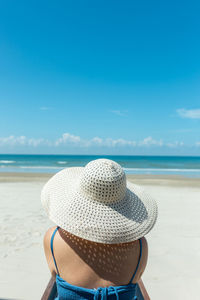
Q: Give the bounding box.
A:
[132,237,148,283]
[43,226,59,276]
[43,226,57,247]
[141,236,148,267]
[141,236,148,252]
[43,227,57,264]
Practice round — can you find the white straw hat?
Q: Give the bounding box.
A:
[41,159,158,244]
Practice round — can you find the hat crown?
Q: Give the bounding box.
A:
[79,159,126,203]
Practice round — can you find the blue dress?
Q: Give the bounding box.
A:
[50,227,144,300]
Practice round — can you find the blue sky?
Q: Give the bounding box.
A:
[0,0,200,155]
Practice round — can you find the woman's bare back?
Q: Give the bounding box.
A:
[44,226,148,289]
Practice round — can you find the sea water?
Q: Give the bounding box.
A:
[0,154,200,177]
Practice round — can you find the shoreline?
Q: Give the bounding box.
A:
[0,172,200,187]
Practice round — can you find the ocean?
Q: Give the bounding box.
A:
[0,154,200,177]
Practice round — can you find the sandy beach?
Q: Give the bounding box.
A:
[0,172,200,300]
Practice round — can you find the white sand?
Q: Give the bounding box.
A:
[0,173,199,300]
[140,185,200,300]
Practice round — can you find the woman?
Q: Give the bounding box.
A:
[42,159,158,299]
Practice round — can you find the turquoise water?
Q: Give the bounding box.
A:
[0,154,200,177]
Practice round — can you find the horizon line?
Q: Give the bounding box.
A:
[0,153,200,158]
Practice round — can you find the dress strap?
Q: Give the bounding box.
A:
[128,238,142,284]
[50,226,60,276]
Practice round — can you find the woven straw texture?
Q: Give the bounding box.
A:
[41,159,158,244]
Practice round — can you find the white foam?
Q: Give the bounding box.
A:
[19,166,63,169]
[0,160,16,164]
[123,167,200,172]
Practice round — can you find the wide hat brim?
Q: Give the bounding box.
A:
[41,167,158,244]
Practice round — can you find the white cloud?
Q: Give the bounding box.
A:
[138,136,163,146]
[28,138,47,147]
[90,137,103,145]
[105,138,136,147]
[110,110,128,116]
[56,134,137,148]
[0,135,47,147]
[177,108,200,119]
[55,133,81,146]
[0,133,195,150]
[166,141,184,148]
[40,106,52,111]
[0,135,26,146]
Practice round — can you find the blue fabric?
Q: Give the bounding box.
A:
[128,239,142,284]
[50,226,60,276]
[50,227,143,300]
